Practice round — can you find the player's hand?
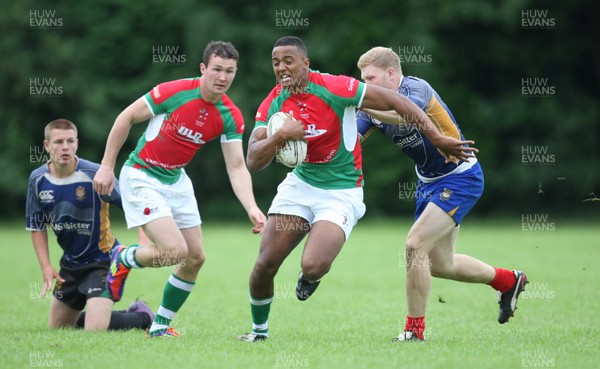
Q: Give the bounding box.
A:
[248,205,266,234]
[436,137,478,163]
[40,267,64,299]
[93,164,116,196]
[279,111,306,142]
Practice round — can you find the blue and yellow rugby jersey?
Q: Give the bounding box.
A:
[26,158,121,267]
[357,76,477,182]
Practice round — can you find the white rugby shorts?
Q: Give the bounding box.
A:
[119,165,201,229]
[268,172,366,240]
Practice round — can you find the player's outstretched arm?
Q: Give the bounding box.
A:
[94,97,153,196]
[361,108,407,125]
[361,85,478,162]
[246,112,305,172]
[222,141,266,234]
[31,231,65,298]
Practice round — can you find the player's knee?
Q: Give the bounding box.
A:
[404,237,430,270]
[252,256,281,279]
[301,259,331,281]
[185,249,205,269]
[405,238,426,258]
[406,226,435,251]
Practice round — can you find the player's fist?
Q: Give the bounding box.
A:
[93,164,116,196]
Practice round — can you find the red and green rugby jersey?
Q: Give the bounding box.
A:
[125,78,244,184]
[255,70,366,189]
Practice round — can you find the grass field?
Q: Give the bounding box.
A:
[2,219,599,369]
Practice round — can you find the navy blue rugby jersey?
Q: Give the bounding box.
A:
[26,158,121,267]
[357,76,476,182]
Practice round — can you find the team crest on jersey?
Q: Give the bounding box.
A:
[196,108,209,127]
[298,102,309,119]
[440,188,452,201]
[75,186,86,201]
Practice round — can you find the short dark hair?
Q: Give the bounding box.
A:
[273,36,307,57]
[44,119,77,140]
[202,41,239,66]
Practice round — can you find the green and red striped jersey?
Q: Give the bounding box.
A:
[125,77,244,184]
[255,70,366,189]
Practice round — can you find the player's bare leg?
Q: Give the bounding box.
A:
[82,297,113,330]
[300,220,345,281]
[48,297,80,328]
[137,217,189,267]
[239,214,308,341]
[250,214,308,298]
[428,222,527,324]
[106,216,187,305]
[428,228,495,283]
[295,220,345,300]
[175,226,205,282]
[137,227,152,247]
[405,203,455,318]
[401,202,526,341]
[140,221,202,337]
[398,203,454,341]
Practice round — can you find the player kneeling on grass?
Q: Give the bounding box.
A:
[356,47,528,342]
[26,119,153,331]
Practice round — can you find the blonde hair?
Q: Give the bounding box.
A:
[357,46,402,74]
[44,119,78,140]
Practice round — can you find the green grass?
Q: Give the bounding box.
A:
[2,219,599,369]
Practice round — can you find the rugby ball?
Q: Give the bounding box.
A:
[267,112,307,168]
